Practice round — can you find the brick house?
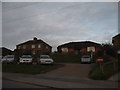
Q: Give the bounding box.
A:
[57,41,102,55]
[15,37,52,56]
[0,47,13,56]
[112,34,120,50]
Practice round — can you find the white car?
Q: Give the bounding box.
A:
[19,55,33,64]
[81,55,91,63]
[1,55,15,63]
[38,55,54,64]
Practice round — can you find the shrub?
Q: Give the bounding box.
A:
[50,53,81,63]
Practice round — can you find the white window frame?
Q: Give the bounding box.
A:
[87,47,95,52]
[32,45,35,48]
[61,48,68,53]
[38,44,41,48]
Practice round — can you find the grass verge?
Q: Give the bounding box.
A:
[50,54,81,63]
[2,63,64,74]
[89,62,119,80]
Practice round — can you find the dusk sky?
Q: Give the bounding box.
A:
[2,2,118,51]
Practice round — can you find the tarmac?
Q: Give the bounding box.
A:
[2,72,119,88]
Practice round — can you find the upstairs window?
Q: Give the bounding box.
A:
[61,48,68,53]
[32,45,35,48]
[18,46,21,49]
[38,44,41,48]
[46,46,49,49]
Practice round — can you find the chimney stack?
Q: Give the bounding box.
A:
[33,37,37,40]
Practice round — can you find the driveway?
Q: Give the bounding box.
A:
[46,63,96,79]
[3,72,118,88]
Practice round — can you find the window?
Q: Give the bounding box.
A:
[38,44,41,48]
[87,47,95,52]
[61,48,68,53]
[23,45,26,49]
[32,45,35,48]
[46,46,48,49]
[18,46,21,49]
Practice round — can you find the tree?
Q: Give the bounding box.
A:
[102,43,117,57]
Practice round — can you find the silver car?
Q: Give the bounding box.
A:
[19,55,33,64]
[1,55,15,63]
[38,55,54,64]
[81,55,91,63]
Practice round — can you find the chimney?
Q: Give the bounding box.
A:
[33,37,37,40]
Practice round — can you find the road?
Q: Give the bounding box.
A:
[3,79,62,90]
[3,79,44,88]
[2,73,118,88]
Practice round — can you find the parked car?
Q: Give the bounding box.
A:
[81,55,91,63]
[19,55,33,64]
[1,55,15,63]
[38,55,54,64]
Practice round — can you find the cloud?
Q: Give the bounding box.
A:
[2,2,118,51]
[2,0,119,2]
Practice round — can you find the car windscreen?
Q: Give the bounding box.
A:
[7,56,14,58]
[82,56,90,58]
[21,55,31,58]
[40,55,50,59]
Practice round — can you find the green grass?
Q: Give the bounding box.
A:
[89,65,108,80]
[89,62,119,80]
[2,63,64,74]
[50,54,81,63]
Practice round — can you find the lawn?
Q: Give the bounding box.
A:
[89,62,119,80]
[2,63,64,74]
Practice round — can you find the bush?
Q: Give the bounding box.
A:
[50,53,81,63]
[89,62,119,80]
[89,66,108,80]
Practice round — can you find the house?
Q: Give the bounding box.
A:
[0,47,13,56]
[15,37,52,56]
[57,41,102,55]
[112,34,120,50]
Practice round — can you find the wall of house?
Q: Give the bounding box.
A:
[113,36,120,50]
[1,48,13,56]
[59,46,102,55]
[16,43,52,56]
[68,48,75,53]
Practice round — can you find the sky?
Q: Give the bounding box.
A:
[2,2,118,51]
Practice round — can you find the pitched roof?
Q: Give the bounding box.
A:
[0,47,13,52]
[112,34,120,39]
[58,41,101,49]
[17,39,52,48]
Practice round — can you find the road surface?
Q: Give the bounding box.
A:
[3,79,43,88]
